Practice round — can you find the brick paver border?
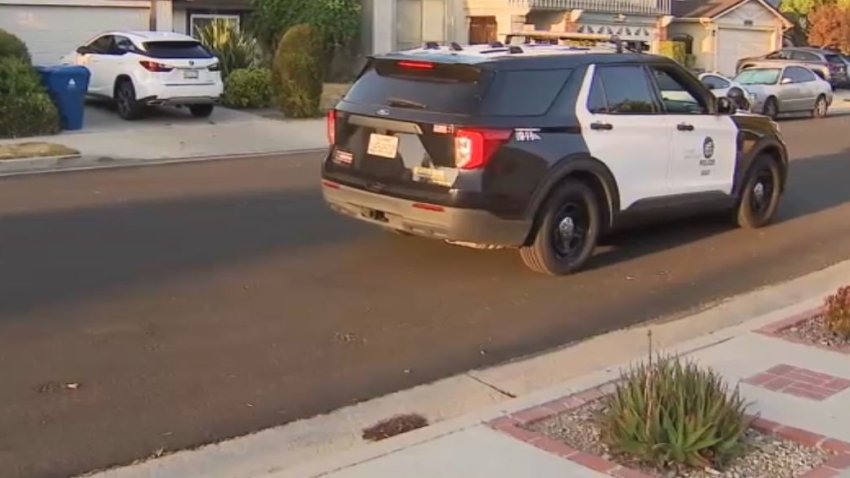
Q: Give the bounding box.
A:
[743,364,850,401]
[487,383,850,478]
[754,307,850,355]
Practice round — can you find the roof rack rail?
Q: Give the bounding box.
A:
[505,31,625,53]
[449,42,463,51]
[424,41,440,50]
[489,41,504,48]
[508,45,524,54]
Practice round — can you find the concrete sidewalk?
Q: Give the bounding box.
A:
[86,259,850,478]
[0,105,325,175]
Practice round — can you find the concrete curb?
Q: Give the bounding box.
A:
[86,258,850,478]
[0,148,325,177]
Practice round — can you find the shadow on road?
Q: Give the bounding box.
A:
[0,187,359,317]
[590,150,850,270]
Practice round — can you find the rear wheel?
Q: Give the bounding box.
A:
[115,80,143,120]
[520,180,600,275]
[812,95,828,118]
[189,104,214,118]
[763,97,779,119]
[735,155,782,229]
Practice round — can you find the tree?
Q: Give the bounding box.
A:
[250,0,360,55]
[807,3,850,52]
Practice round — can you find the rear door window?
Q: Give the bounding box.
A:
[142,41,213,59]
[590,65,658,114]
[790,50,819,62]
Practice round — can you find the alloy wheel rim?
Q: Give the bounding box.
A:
[750,169,775,218]
[551,201,589,259]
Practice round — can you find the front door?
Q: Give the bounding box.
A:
[575,64,672,209]
[649,65,737,196]
[79,35,115,95]
[468,16,497,44]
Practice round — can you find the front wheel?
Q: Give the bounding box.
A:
[812,95,828,118]
[189,104,214,118]
[520,180,601,275]
[735,156,782,229]
[763,97,779,119]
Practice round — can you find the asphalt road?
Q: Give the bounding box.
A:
[2,117,850,478]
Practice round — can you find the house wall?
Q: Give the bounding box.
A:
[668,22,713,70]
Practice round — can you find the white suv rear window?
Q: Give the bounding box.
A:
[142,41,212,59]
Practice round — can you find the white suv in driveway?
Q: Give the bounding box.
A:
[65,31,223,120]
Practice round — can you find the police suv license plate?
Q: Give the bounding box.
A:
[367,134,399,159]
[184,70,199,79]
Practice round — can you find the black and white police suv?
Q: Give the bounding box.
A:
[321,40,789,275]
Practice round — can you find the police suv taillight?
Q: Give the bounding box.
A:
[454,128,512,170]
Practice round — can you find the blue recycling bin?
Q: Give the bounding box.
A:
[34,65,91,131]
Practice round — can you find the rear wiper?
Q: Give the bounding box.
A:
[387,97,427,110]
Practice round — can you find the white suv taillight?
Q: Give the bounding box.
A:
[454,128,512,170]
[327,109,337,145]
[139,60,173,72]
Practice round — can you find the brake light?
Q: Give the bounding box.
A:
[454,128,512,170]
[327,109,337,145]
[397,60,435,70]
[139,60,173,72]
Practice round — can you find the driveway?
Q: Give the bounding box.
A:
[74,101,264,135]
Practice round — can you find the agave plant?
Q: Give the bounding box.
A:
[196,19,260,80]
[599,356,751,470]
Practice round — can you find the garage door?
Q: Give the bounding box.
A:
[0,5,149,65]
[717,28,774,77]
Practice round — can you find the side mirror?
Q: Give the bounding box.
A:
[76,46,91,55]
[781,77,793,85]
[717,97,737,115]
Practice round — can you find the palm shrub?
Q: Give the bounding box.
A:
[599,356,750,470]
[0,28,31,64]
[272,24,325,118]
[824,286,850,337]
[223,67,273,109]
[196,19,259,80]
[0,58,60,139]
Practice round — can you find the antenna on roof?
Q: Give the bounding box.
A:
[424,41,440,50]
[449,42,463,51]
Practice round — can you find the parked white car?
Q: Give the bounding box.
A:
[64,31,223,120]
[698,72,755,111]
[734,65,833,119]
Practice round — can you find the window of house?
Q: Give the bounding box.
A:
[396,0,447,50]
[190,13,240,37]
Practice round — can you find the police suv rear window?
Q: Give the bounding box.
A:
[142,41,213,59]
[344,59,571,116]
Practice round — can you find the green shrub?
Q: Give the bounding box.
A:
[223,67,273,108]
[599,356,750,470]
[272,24,325,118]
[251,0,360,54]
[659,40,687,65]
[0,28,31,64]
[824,286,850,337]
[197,19,260,80]
[0,58,60,139]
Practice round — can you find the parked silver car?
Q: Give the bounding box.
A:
[699,72,755,111]
[734,65,833,119]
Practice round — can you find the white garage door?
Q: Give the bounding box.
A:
[717,28,774,77]
[0,5,149,65]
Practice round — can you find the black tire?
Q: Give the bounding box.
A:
[520,180,601,275]
[189,104,215,118]
[763,97,779,119]
[115,80,143,120]
[735,156,782,229]
[812,95,828,118]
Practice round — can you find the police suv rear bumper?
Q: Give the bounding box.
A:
[322,181,531,247]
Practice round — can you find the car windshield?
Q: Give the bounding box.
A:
[735,68,781,85]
